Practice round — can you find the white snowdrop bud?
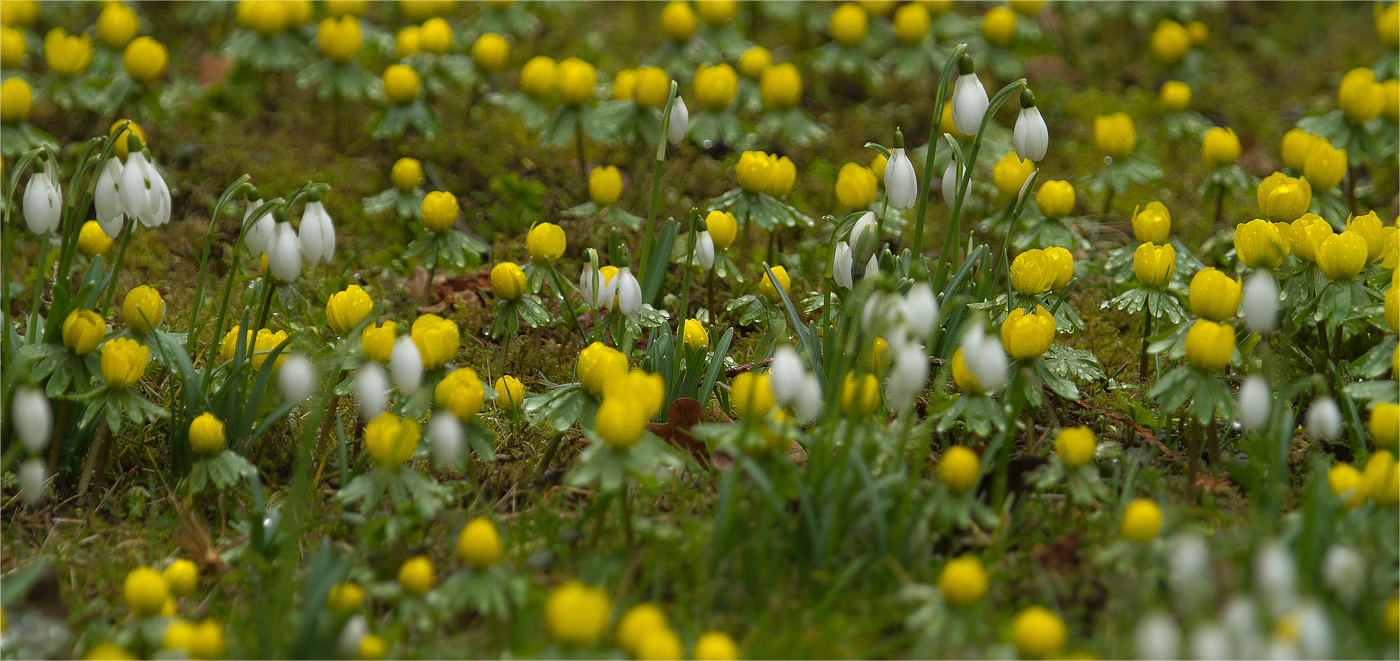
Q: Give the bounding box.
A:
[695,231,715,270]
[277,354,317,405]
[1242,271,1278,334]
[1221,597,1262,661]
[768,346,804,406]
[615,267,642,315]
[23,163,62,234]
[1294,603,1332,661]
[850,211,878,261]
[94,157,125,236]
[941,158,960,203]
[1237,375,1271,432]
[961,324,1007,393]
[268,222,303,282]
[950,60,988,135]
[1012,97,1049,162]
[1320,546,1364,608]
[12,386,53,454]
[390,335,424,394]
[245,210,275,255]
[1134,612,1181,661]
[1305,397,1341,441]
[884,143,918,210]
[902,283,939,340]
[427,413,464,467]
[1168,533,1213,612]
[355,363,389,420]
[1254,542,1298,617]
[1189,624,1230,661]
[864,253,880,282]
[298,199,337,265]
[794,373,824,424]
[19,458,46,505]
[337,615,368,659]
[667,96,689,145]
[833,242,854,289]
[887,342,929,413]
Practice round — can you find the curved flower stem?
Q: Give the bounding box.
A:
[255,279,276,333]
[544,260,588,344]
[910,44,967,262]
[100,216,138,315]
[25,231,51,343]
[188,177,253,354]
[1137,306,1153,384]
[638,82,679,284]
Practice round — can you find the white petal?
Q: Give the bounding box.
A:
[390,335,424,394]
[794,373,824,424]
[850,211,878,261]
[941,159,960,203]
[902,283,939,340]
[318,206,337,263]
[278,354,317,404]
[887,342,929,412]
[1321,546,1364,607]
[1305,397,1341,441]
[696,232,714,270]
[1189,625,1230,661]
[668,96,689,145]
[19,458,46,505]
[12,386,53,454]
[95,158,124,235]
[355,364,388,420]
[245,212,275,255]
[961,324,1007,392]
[768,346,804,406]
[337,616,368,660]
[1237,375,1271,432]
[863,253,880,281]
[1241,271,1278,334]
[23,174,61,234]
[1135,613,1181,661]
[428,413,464,467]
[1013,107,1049,162]
[148,164,171,227]
[269,222,303,282]
[833,242,853,289]
[884,148,919,210]
[951,74,989,136]
[119,152,152,224]
[617,269,642,315]
[298,205,326,264]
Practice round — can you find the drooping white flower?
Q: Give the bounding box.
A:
[1254,542,1298,617]
[884,144,918,210]
[833,242,854,289]
[23,161,62,234]
[1305,397,1341,441]
[1293,603,1332,660]
[613,266,642,315]
[580,260,608,308]
[1134,612,1181,661]
[902,283,939,341]
[941,158,960,203]
[961,323,1007,393]
[118,150,170,228]
[94,157,125,236]
[1012,104,1049,162]
[1167,533,1213,612]
[1188,624,1230,661]
[887,342,929,413]
[337,615,368,659]
[244,198,275,255]
[850,211,878,261]
[950,68,989,136]
[1221,597,1263,661]
[427,413,464,467]
[1321,545,1364,608]
[278,354,317,404]
[1238,375,1271,432]
[19,458,46,505]
[695,231,715,270]
[667,96,689,145]
[12,386,52,454]
[864,252,880,282]
[267,222,303,282]
[298,199,337,265]
[355,363,388,420]
[390,335,424,394]
[768,346,804,406]
[794,373,824,424]
[1242,271,1278,334]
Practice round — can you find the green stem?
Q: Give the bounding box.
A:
[255,279,276,333]
[910,43,967,260]
[1212,183,1226,228]
[544,260,588,344]
[100,216,137,315]
[188,178,253,355]
[1101,188,1115,217]
[1138,306,1153,384]
[25,231,50,344]
[534,432,564,485]
[638,82,679,284]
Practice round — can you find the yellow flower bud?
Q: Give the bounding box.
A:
[737,45,772,80]
[893,3,931,45]
[121,36,167,83]
[382,63,420,104]
[1328,463,1366,509]
[730,371,774,418]
[326,0,368,16]
[870,152,888,182]
[659,0,697,41]
[992,151,1035,198]
[526,222,566,262]
[471,33,509,72]
[123,567,168,618]
[365,412,421,466]
[1133,242,1176,289]
[683,318,709,351]
[1132,201,1171,244]
[611,68,637,100]
[1044,247,1074,290]
[418,17,452,55]
[436,367,485,419]
[1257,171,1312,223]
[555,57,596,105]
[588,165,623,207]
[389,157,422,192]
[1202,127,1241,169]
[1094,112,1137,158]
[759,265,790,300]
[937,555,988,607]
[835,162,878,210]
[1345,211,1386,260]
[1186,19,1209,44]
[595,395,647,449]
[494,375,526,409]
[420,190,459,232]
[490,261,527,300]
[0,0,36,27]
[1188,268,1242,322]
[1302,140,1346,191]
[695,0,737,26]
[1035,180,1075,220]
[1371,403,1399,449]
[188,412,226,454]
[617,604,669,657]
[937,445,980,494]
[1012,607,1067,660]
[1009,249,1055,296]
[1234,218,1290,270]
[327,285,373,336]
[706,210,737,249]
[830,3,869,48]
[1386,285,1398,332]
[841,371,881,416]
[545,581,611,647]
[360,321,396,364]
[79,221,115,257]
[632,66,670,109]
[949,347,985,395]
[397,556,434,596]
[1316,231,1369,281]
[317,15,361,62]
[63,309,108,355]
[458,517,503,570]
[1281,129,1319,172]
[326,582,364,614]
[250,328,288,371]
[766,156,796,197]
[122,285,165,333]
[410,313,459,369]
[0,77,32,124]
[1383,78,1399,122]
[1055,426,1096,469]
[759,62,801,109]
[575,342,626,396]
[397,25,423,57]
[980,5,1016,47]
[163,560,199,598]
[1149,19,1191,64]
[1184,319,1234,372]
[735,151,774,193]
[1120,498,1163,541]
[694,62,738,112]
[519,55,555,100]
[1000,305,1056,360]
[1159,80,1192,112]
[44,27,92,77]
[1,26,25,68]
[1288,213,1331,263]
[1338,66,1384,125]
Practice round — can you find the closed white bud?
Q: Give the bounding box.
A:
[245,210,275,255]
[833,242,854,289]
[794,373,824,424]
[23,165,62,234]
[1222,597,1263,661]
[1242,271,1278,334]
[951,73,989,135]
[94,158,125,236]
[668,96,689,145]
[902,283,939,340]
[427,413,464,467]
[268,222,303,282]
[696,231,715,270]
[1189,624,1230,661]
[1254,542,1298,617]
[1237,375,1271,431]
[19,458,46,505]
[887,342,929,413]
[1294,603,1332,660]
[615,267,642,315]
[850,211,878,261]
[864,253,880,282]
[884,147,919,210]
[355,363,389,420]
[1167,533,1213,612]
[768,346,804,406]
[298,200,336,265]
[961,324,1008,393]
[390,335,424,394]
[580,262,607,308]
[1135,612,1181,661]
[1305,397,1341,441]
[1320,546,1364,608]
[12,386,53,454]
[941,158,959,203]
[337,615,368,659]
[1013,106,1049,163]
[277,354,317,404]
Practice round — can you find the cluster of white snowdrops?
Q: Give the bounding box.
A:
[242,188,338,283]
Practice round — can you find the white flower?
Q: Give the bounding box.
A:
[278,354,317,404]
[1254,542,1297,617]
[245,204,275,256]
[961,324,1007,393]
[1320,546,1364,608]
[887,342,929,413]
[268,222,303,282]
[864,252,880,282]
[1134,612,1181,660]
[902,283,939,341]
[1013,106,1049,162]
[941,158,960,203]
[19,458,46,505]
[1189,624,1230,661]
[1293,603,1332,660]
[1242,271,1278,334]
[1238,375,1271,432]
[884,147,918,210]
[1305,397,1341,441]
[94,157,125,236]
[613,266,642,315]
[768,346,804,406]
[794,373,824,424]
[298,199,336,265]
[390,335,424,394]
[1167,533,1213,612]
[580,262,608,308]
[355,363,389,420]
[668,96,689,145]
[427,413,464,467]
[695,231,715,270]
[12,386,52,454]
[23,162,62,234]
[1221,597,1263,661]
[833,242,854,289]
[850,211,878,261]
[951,72,989,135]
[118,150,170,228]
[337,615,368,659]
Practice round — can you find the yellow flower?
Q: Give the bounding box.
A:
[1380,1,1400,46]
[390,157,423,191]
[604,369,665,421]
[1094,112,1137,158]
[1184,320,1234,373]
[736,151,774,193]
[163,560,198,597]
[1035,180,1075,220]
[556,57,596,105]
[835,162,878,210]
[0,77,32,123]
[693,631,740,661]
[1302,140,1346,191]
[759,62,802,109]
[250,328,288,371]
[1202,127,1241,169]
[632,66,671,109]
[163,620,194,653]
[0,0,36,27]
[589,165,623,207]
[1382,229,1399,270]
[1281,129,1319,172]
[980,5,1016,47]
[546,581,611,647]
[1386,285,1399,332]
[1000,305,1056,360]
[361,321,396,364]
[1316,231,1369,281]
[365,412,421,466]
[398,25,424,56]
[122,36,167,83]
[949,348,984,395]
[830,2,869,47]
[494,375,526,409]
[683,318,709,351]
[937,555,988,607]
[1257,172,1311,223]
[1012,606,1067,660]
[436,367,485,419]
[85,643,136,660]
[1188,268,1242,322]
[1044,247,1074,290]
[1132,201,1171,244]
[357,634,386,660]
[317,15,361,62]
[1132,242,1175,289]
[737,45,772,80]
[706,210,737,249]
[577,342,628,396]
[1158,80,1191,112]
[616,603,668,656]
[1055,426,1096,469]
[78,221,115,258]
[382,63,420,104]
[519,55,555,99]
[123,567,169,617]
[418,17,452,55]
[1346,211,1386,260]
[44,27,92,77]
[870,152,887,182]
[397,556,435,597]
[660,0,697,41]
[694,63,737,112]
[326,582,364,614]
[188,412,226,454]
[1,26,25,68]
[759,265,790,300]
[420,190,459,232]
[526,222,566,262]
[1289,213,1332,262]
[327,285,373,336]
[326,0,369,16]
[411,313,459,369]
[1120,498,1163,541]
[696,0,737,26]
[1338,66,1384,125]
[611,69,637,100]
[490,262,527,300]
[1383,78,1399,122]
[471,33,509,72]
[1328,463,1366,509]
[1186,19,1209,44]
[1149,19,1191,64]
[63,309,108,355]
[458,517,503,570]
[841,371,881,416]
[1234,218,1290,270]
[188,620,224,660]
[1363,451,1398,504]
[1009,249,1056,296]
[893,3,931,45]
[767,156,796,197]
[1370,403,1399,449]
[938,445,980,494]
[730,371,775,418]
[992,151,1035,198]
[939,102,970,140]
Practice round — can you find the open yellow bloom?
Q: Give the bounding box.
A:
[694,63,737,112]
[1094,112,1136,158]
[595,395,648,449]
[1184,320,1234,372]
[589,165,623,207]
[1316,231,1369,281]
[938,445,980,494]
[767,156,796,197]
[123,285,165,333]
[992,151,1035,198]
[44,28,92,77]
[490,262,527,300]
[835,162,878,210]
[0,77,32,123]
[163,560,198,598]
[1188,268,1242,322]
[249,329,288,371]
[759,62,802,109]
[365,412,420,465]
[1132,242,1175,289]
[317,15,361,62]
[436,367,485,419]
[736,151,774,193]
[63,309,108,355]
[326,582,364,614]
[1035,180,1075,220]
[411,313,459,368]
[1289,213,1332,262]
[830,3,869,47]
[1235,218,1290,270]
[397,556,435,596]
[420,190,459,232]
[545,581,612,648]
[1371,403,1399,449]
[949,348,984,395]
[390,157,423,191]
[695,0,737,26]
[458,518,503,570]
[1044,247,1074,290]
[1328,463,1366,509]
[577,342,628,395]
[417,17,452,55]
[1257,172,1311,223]
[102,337,150,389]
[1132,201,1171,244]
[1202,127,1241,169]
[123,567,169,618]
[1,26,25,68]
[981,6,1016,47]
[1000,305,1056,360]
